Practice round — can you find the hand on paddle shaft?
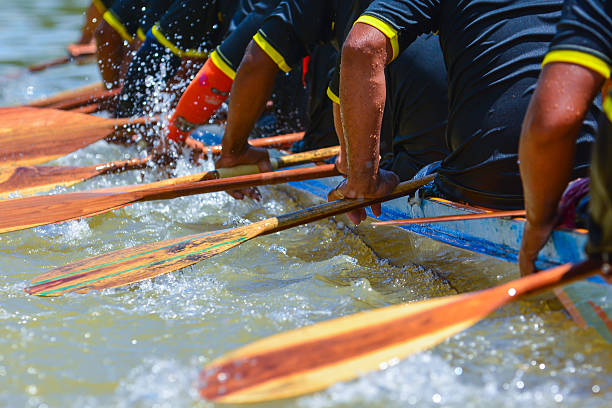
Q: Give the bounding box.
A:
[216,145,274,200]
[327,169,399,225]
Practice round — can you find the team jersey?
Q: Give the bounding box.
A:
[145,0,239,58]
[98,0,147,42]
[359,0,600,208]
[256,0,449,179]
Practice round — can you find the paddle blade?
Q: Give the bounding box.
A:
[197,293,501,404]
[0,165,102,198]
[198,262,600,404]
[26,219,277,296]
[0,107,116,167]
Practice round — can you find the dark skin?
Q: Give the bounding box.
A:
[215,40,278,200]
[327,23,399,225]
[94,20,139,89]
[71,2,102,51]
[518,62,604,275]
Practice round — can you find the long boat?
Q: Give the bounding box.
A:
[288,169,612,343]
[191,127,612,343]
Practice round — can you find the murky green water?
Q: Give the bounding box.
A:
[1,1,611,407]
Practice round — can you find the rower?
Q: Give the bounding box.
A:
[92,0,147,90]
[325,0,601,224]
[209,0,449,199]
[158,0,317,161]
[518,0,612,275]
[113,0,240,119]
[160,0,285,154]
[68,1,105,57]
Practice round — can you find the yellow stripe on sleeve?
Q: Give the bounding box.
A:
[354,15,399,62]
[603,94,612,122]
[103,10,134,43]
[92,0,108,14]
[253,31,292,72]
[136,27,146,42]
[326,87,340,104]
[543,49,611,79]
[151,24,209,59]
[211,50,236,80]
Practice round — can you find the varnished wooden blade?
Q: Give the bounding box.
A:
[25,175,433,298]
[0,165,338,234]
[26,219,278,296]
[0,157,149,198]
[27,82,104,108]
[198,261,602,404]
[0,107,118,167]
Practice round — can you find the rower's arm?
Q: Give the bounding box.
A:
[340,23,392,192]
[518,62,604,274]
[217,40,279,167]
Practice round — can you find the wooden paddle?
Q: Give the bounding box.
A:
[194,259,603,404]
[0,146,340,234]
[28,43,97,72]
[0,132,308,198]
[27,82,104,107]
[372,210,527,226]
[46,87,121,111]
[0,107,155,168]
[0,157,150,199]
[25,174,434,297]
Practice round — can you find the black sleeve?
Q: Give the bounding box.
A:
[256,0,334,71]
[547,0,612,68]
[359,0,440,61]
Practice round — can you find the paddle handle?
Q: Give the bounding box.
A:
[214,146,339,178]
[49,87,121,110]
[138,164,340,203]
[373,210,526,226]
[28,56,71,72]
[495,259,604,301]
[113,115,159,127]
[276,146,339,168]
[94,156,150,175]
[204,132,305,155]
[27,82,104,107]
[270,174,436,233]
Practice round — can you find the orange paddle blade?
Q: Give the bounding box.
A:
[0,157,149,198]
[0,165,338,234]
[198,261,602,404]
[0,107,151,167]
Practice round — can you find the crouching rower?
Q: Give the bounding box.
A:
[92,0,148,90]
[205,0,449,199]
[327,0,600,224]
[519,0,612,275]
[113,0,240,119]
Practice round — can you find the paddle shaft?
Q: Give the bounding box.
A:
[258,174,437,236]
[373,210,526,225]
[48,88,121,110]
[27,82,104,107]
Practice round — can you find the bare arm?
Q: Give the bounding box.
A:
[327,23,399,224]
[217,40,279,167]
[519,62,604,275]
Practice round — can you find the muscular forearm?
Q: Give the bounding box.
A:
[222,41,278,156]
[340,23,392,192]
[519,63,604,227]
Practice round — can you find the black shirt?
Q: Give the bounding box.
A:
[362,0,600,208]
